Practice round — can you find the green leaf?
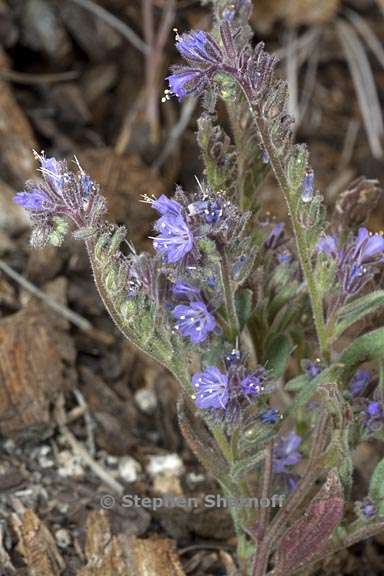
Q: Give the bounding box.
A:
[230,450,266,480]
[334,291,384,340]
[264,333,292,378]
[285,374,309,392]
[235,288,253,330]
[339,327,384,383]
[369,458,384,514]
[287,365,342,415]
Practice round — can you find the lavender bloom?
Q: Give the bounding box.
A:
[264,223,285,250]
[317,228,384,294]
[302,170,314,203]
[260,408,281,424]
[167,68,206,101]
[350,369,371,397]
[152,214,193,264]
[192,366,229,409]
[172,301,216,343]
[152,194,183,217]
[317,235,339,258]
[172,281,200,299]
[360,499,377,519]
[362,401,384,432]
[176,30,222,65]
[14,188,51,212]
[241,368,267,396]
[303,359,322,380]
[273,432,302,474]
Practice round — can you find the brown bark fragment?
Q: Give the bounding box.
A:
[0,49,37,186]
[12,509,64,576]
[0,295,74,437]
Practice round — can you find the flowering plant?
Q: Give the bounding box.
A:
[14,1,384,574]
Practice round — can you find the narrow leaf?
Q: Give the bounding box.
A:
[334,291,384,339]
[339,327,384,383]
[264,333,292,378]
[369,457,384,513]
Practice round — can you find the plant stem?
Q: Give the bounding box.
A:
[218,246,240,341]
[236,79,329,360]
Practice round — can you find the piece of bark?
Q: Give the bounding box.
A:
[0,283,74,437]
[0,49,37,186]
[11,509,65,576]
[77,510,128,576]
[125,535,186,576]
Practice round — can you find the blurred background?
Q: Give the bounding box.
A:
[1,1,384,574]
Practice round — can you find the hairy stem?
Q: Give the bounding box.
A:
[218,246,240,341]
[236,79,328,360]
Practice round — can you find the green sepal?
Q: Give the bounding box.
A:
[48,217,69,247]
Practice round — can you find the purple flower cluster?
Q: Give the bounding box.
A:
[13,153,103,230]
[191,365,267,411]
[166,30,224,101]
[317,227,384,295]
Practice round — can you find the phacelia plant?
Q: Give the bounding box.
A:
[14,1,384,574]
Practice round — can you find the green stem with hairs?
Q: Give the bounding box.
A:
[237,81,329,360]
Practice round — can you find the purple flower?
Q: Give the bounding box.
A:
[360,499,376,519]
[317,235,339,258]
[302,170,314,203]
[152,214,193,263]
[39,156,65,195]
[362,401,384,432]
[264,223,285,250]
[172,301,216,343]
[273,432,302,474]
[192,366,229,409]
[317,228,384,294]
[350,369,371,397]
[241,368,267,396]
[260,408,281,424]
[167,68,206,101]
[303,359,322,380]
[13,188,51,212]
[176,30,222,65]
[152,194,183,217]
[172,281,200,299]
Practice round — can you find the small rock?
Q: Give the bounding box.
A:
[55,528,71,549]
[153,475,182,496]
[57,450,84,478]
[134,388,157,414]
[118,456,141,483]
[186,472,205,486]
[146,454,184,478]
